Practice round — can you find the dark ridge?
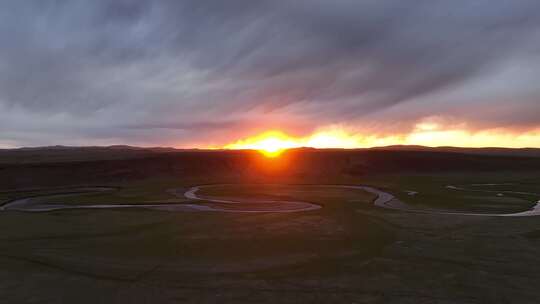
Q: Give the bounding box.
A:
[1,149,539,189]
[370,145,540,158]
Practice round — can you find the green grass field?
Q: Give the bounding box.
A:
[198,184,376,209]
[357,171,540,213]
[5,172,539,215]
[44,179,184,205]
[1,151,540,303]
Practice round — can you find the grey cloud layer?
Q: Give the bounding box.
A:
[1,0,540,147]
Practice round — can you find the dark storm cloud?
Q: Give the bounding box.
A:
[126,120,241,131]
[1,0,540,147]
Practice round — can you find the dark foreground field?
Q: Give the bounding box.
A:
[1,147,540,303]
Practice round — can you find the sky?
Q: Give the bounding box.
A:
[1,0,540,148]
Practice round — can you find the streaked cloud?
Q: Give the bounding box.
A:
[1,0,539,147]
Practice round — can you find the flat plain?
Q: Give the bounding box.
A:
[1,147,540,303]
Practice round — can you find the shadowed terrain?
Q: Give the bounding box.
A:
[1,147,540,303]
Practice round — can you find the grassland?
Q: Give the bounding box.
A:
[198,184,376,208]
[37,179,186,205]
[0,185,394,303]
[1,148,540,303]
[11,171,537,214]
[360,171,540,213]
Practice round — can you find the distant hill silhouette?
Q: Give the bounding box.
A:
[1,146,540,189]
[370,145,540,158]
[1,145,539,165]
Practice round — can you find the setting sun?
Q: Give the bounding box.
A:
[224,131,300,157]
[254,138,288,157]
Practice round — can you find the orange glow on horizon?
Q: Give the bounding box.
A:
[221,125,540,154]
[224,131,298,157]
